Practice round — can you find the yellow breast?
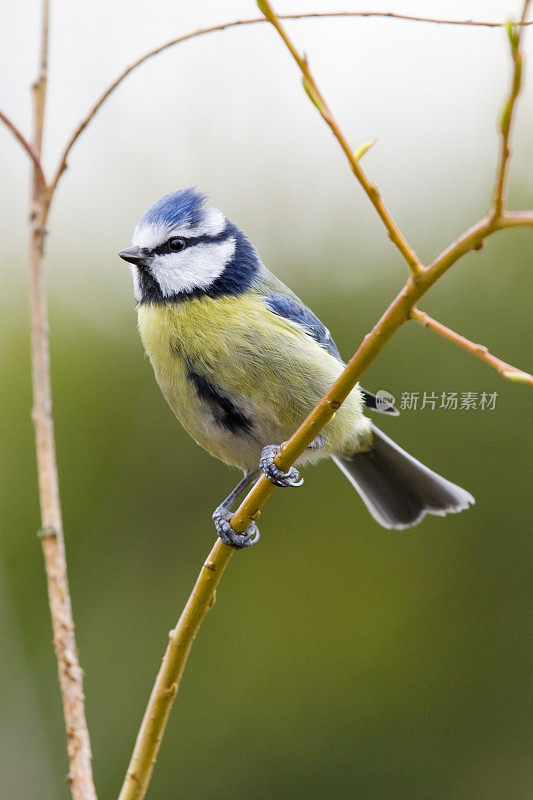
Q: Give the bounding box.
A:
[137,294,369,470]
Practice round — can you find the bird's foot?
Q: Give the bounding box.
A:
[259,444,304,488]
[212,507,260,550]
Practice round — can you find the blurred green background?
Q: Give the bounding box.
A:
[1,2,532,799]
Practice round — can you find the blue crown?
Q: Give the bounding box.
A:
[139,187,207,231]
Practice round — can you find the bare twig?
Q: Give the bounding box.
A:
[277,11,533,28]
[0,108,47,191]
[28,2,97,799]
[492,2,531,218]
[45,13,395,195]
[409,307,533,385]
[48,10,532,198]
[257,0,423,276]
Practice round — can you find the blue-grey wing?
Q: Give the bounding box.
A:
[257,274,398,415]
[264,292,342,361]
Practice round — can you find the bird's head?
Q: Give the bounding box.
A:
[118,188,260,303]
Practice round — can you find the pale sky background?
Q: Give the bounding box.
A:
[0,1,531,318]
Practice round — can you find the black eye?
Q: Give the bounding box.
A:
[168,237,188,252]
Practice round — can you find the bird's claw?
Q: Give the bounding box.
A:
[212,507,260,550]
[259,444,304,488]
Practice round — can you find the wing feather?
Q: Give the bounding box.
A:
[255,272,399,416]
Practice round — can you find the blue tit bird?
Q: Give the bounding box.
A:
[119,188,474,549]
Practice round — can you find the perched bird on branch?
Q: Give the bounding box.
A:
[119,188,473,548]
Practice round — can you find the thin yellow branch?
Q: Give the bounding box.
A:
[117,9,533,799]
[409,307,533,385]
[425,210,533,280]
[117,207,533,800]
[492,1,531,218]
[257,0,423,277]
[499,210,533,227]
[118,540,232,800]
[29,2,97,798]
[0,109,47,191]
[230,219,533,532]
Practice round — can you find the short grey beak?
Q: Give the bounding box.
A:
[118,246,147,266]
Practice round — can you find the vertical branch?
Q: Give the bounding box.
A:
[28,2,97,799]
[492,0,530,217]
[31,0,48,170]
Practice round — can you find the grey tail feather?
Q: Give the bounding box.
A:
[332,424,474,530]
[359,386,399,416]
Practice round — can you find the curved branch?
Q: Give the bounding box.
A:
[117,205,533,800]
[409,307,533,385]
[48,9,533,198]
[0,108,47,191]
[117,4,533,798]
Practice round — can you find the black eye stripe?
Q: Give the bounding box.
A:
[148,224,231,257]
[151,238,189,257]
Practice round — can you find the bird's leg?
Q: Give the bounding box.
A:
[308,434,325,451]
[212,469,261,549]
[259,444,304,488]
[218,471,261,511]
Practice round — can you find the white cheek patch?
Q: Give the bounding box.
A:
[152,237,236,297]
